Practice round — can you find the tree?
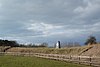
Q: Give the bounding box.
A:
[85,36,97,45]
[39,42,48,47]
[0,39,19,47]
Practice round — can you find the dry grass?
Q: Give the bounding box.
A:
[6,45,93,56]
[0,46,10,52]
[81,44,100,56]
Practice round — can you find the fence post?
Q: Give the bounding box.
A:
[89,56,92,66]
[78,56,80,64]
[69,55,72,62]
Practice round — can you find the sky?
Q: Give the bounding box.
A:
[0,0,100,45]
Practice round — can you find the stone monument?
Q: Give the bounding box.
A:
[56,41,61,48]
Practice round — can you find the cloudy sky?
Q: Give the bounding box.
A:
[0,0,100,45]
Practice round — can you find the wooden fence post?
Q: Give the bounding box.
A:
[89,56,92,66]
[78,56,80,64]
[69,55,72,62]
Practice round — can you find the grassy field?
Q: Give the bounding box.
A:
[0,56,91,67]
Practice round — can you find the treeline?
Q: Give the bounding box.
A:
[0,39,19,47]
[20,43,48,48]
[0,35,98,48]
[61,42,81,48]
[0,39,48,47]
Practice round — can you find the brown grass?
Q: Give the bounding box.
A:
[6,45,93,56]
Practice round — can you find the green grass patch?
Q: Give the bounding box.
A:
[0,56,91,67]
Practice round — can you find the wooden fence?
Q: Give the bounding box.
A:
[0,52,100,67]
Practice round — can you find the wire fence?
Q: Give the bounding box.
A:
[0,52,100,67]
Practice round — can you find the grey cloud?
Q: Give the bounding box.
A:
[74,0,100,25]
[0,0,100,44]
[0,0,84,24]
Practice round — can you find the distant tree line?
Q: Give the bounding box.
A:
[0,39,19,47]
[0,35,98,48]
[61,42,81,48]
[62,35,98,47]
[0,39,48,47]
[19,42,48,48]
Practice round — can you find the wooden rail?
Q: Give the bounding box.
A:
[0,52,100,67]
